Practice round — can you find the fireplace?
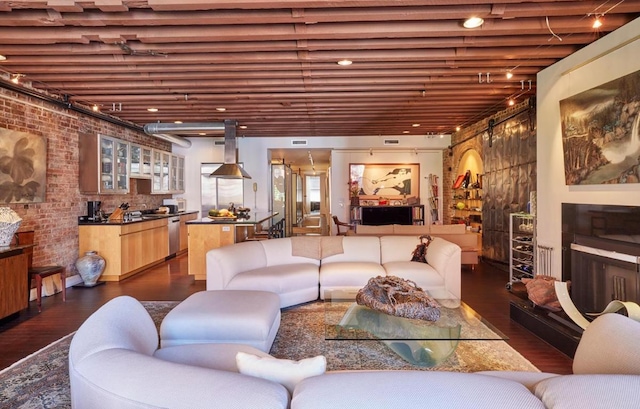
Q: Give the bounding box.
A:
[562,203,640,315]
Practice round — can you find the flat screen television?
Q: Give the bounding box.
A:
[362,206,412,226]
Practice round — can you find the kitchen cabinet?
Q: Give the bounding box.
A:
[79,133,130,194]
[130,144,152,179]
[170,154,185,193]
[79,218,168,281]
[179,212,198,253]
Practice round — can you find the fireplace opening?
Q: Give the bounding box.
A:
[562,203,640,316]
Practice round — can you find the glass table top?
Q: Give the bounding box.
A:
[323,289,508,366]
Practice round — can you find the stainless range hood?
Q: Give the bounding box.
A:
[210,120,252,179]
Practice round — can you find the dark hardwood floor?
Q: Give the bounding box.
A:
[0,254,573,374]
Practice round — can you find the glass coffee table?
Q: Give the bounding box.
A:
[324,290,507,367]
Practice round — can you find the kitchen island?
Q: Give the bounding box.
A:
[78,211,198,281]
[186,212,279,280]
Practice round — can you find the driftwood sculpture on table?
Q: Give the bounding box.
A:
[356,275,441,321]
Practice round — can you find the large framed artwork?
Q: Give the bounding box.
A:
[0,127,47,203]
[349,163,419,199]
[559,69,640,185]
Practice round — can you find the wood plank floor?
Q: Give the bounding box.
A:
[0,254,573,373]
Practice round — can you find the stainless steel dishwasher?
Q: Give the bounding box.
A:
[168,216,181,256]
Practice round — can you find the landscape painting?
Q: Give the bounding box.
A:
[559,70,640,185]
[0,127,47,203]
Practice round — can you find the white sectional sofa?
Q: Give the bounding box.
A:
[205,235,461,307]
[69,295,640,409]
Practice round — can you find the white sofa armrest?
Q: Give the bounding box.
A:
[206,241,267,290]
[425,237,461,299]
[573,312,640,375]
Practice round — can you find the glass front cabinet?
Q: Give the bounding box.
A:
[79,133,129,194]
[130,144,152,179]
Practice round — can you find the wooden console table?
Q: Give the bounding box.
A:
[0,244,32,319]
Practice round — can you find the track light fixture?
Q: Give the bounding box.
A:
[592,15,603,28]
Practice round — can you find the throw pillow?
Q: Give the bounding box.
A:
[522,275,568,312]
[236,352,326,394]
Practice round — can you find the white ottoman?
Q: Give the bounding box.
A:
[160,290,281,352]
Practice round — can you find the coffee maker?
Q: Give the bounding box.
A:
[87,200,102,221]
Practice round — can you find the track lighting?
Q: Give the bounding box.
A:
[592,16,603,29]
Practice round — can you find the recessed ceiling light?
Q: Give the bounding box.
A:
[463,17,484,29]
[199,132,206,136]
[174,120,183,124]
[337,59,352,66]
[402,130,410,134]
[412,123,420,127]
[506,71,513,79]
[508,99,515,106]
[239,125,248,129]
[92,104,99,112]
[147,107,158,112]
[0,55,6,61]
[455,126,461,132]
[216,107,226,112]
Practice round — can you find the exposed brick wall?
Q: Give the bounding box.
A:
[0,88,171,276]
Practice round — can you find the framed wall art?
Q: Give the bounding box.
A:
[349,163,419,199]
[559,69,640,185]
[0,127,47,203]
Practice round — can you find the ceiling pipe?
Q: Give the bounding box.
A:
[143,122,227,148]
[210,119,252,179]
[146,132,192,148]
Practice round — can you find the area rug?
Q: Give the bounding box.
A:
[0,300,538,408]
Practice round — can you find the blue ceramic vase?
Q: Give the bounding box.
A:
[75,250,106,286]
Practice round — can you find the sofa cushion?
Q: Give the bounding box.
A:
[382,261,444,290]
[292,371,546,409]
[236,352,326,394]
[354,224,394,235]
[429,224,467,234]
[392,224,430,235]
[206,240,267,289]
[261,238,321,267]
[154,343,272,372]
[227,264,319,295]
[380,235,424,264]
[320,261,386,293]
[534,374,640,409]
[321,236,381,264]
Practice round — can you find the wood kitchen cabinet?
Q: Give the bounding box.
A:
[79,133,130,194]
[179,212,198,253]
[79,218,168,281]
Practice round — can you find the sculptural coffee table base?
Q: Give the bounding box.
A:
[324,290,507,367]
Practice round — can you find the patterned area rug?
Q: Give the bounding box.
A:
[0,300,538,408]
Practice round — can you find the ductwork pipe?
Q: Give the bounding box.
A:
[144,122,225,134]
[143,122,227,148]
[148,132,192,148]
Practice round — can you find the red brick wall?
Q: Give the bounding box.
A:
[0,87,171,275]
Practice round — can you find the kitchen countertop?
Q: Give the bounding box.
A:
[187,212,279,225]
[78,210,199,226]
